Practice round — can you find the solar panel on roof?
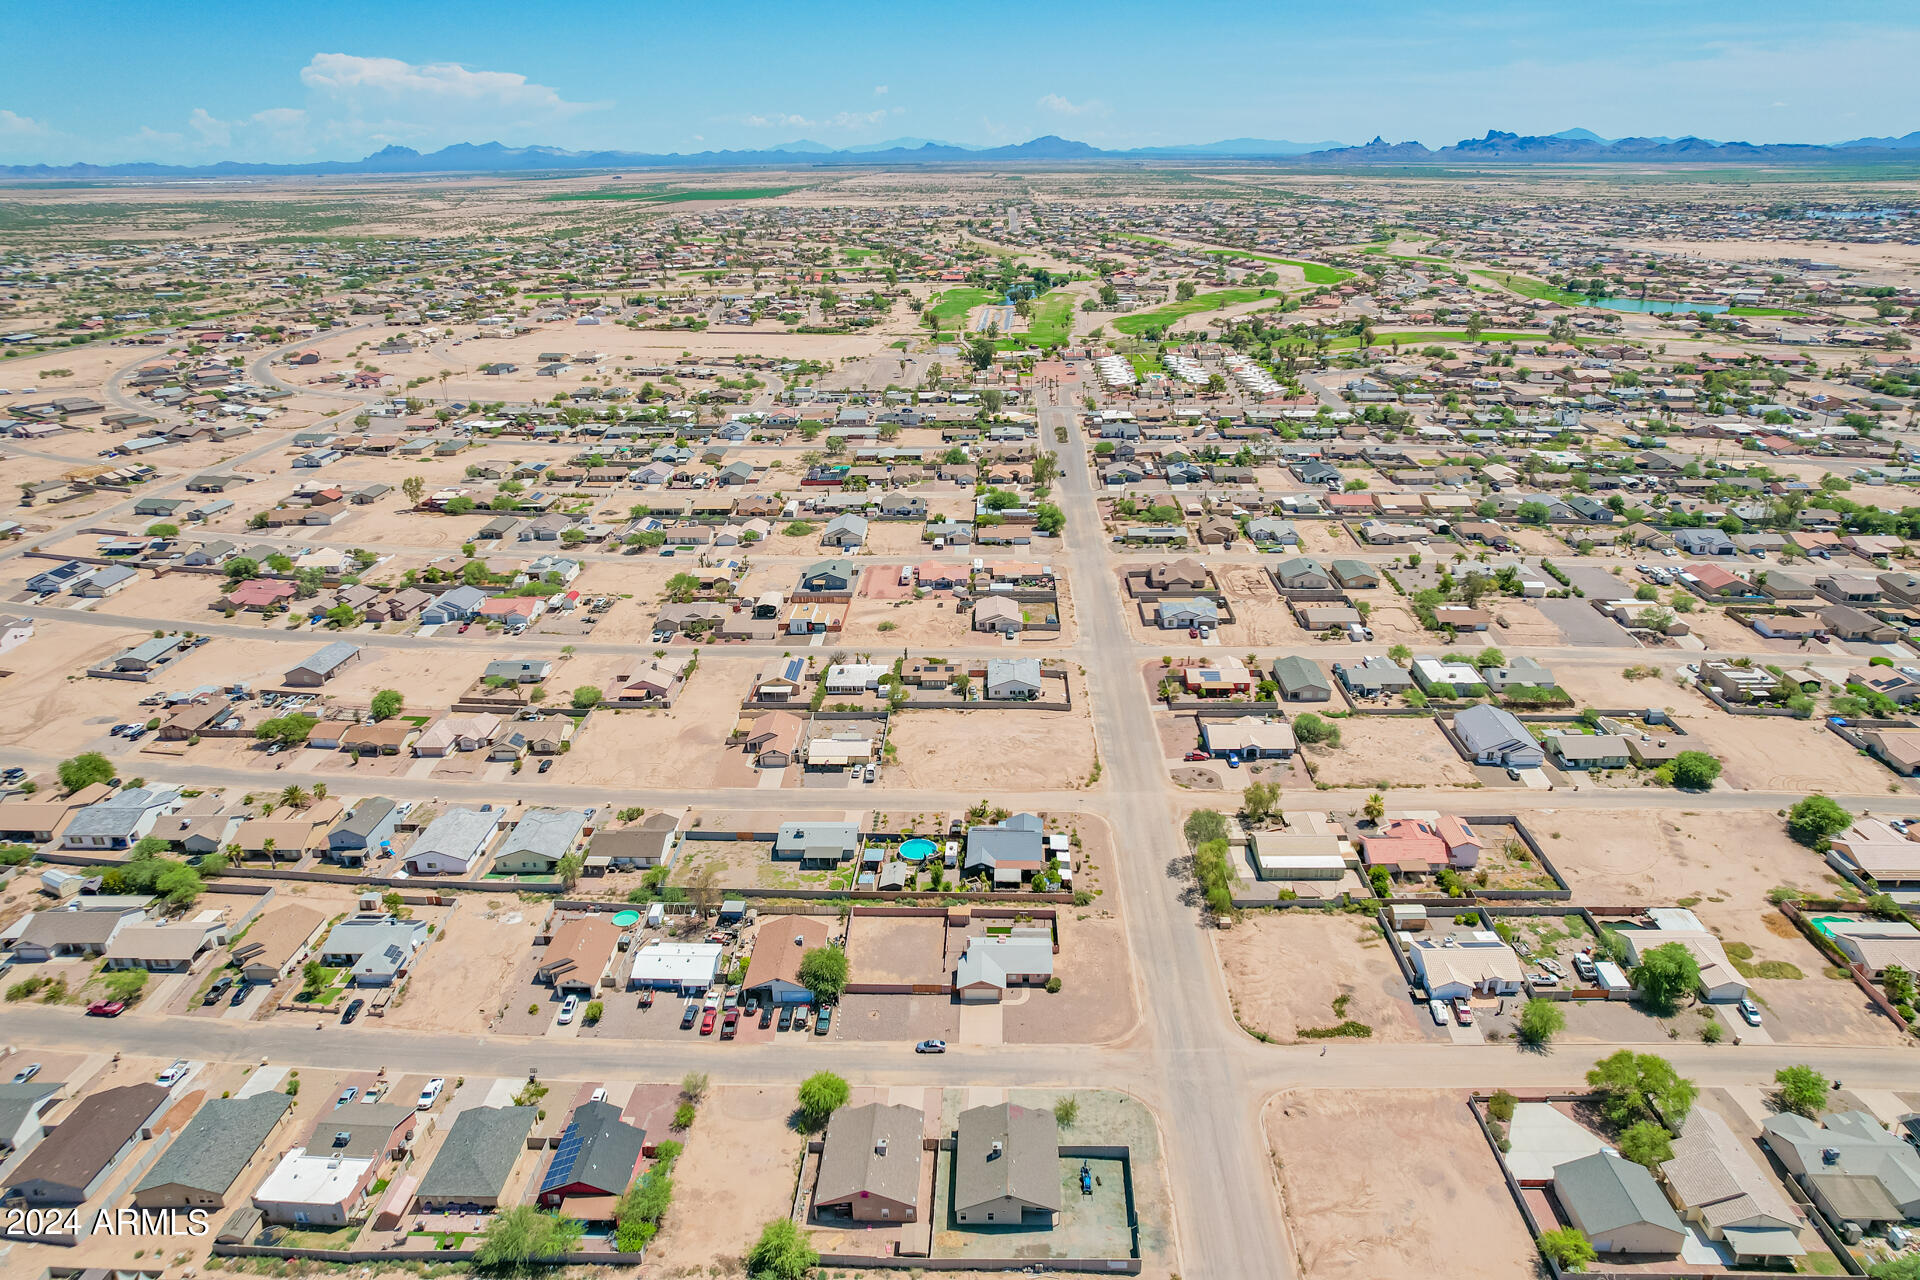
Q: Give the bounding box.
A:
[541,1120,586,1193]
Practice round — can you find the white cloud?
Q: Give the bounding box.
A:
[188,108,231,147]
[0,109,48,138]
[299,53,602,118]
[740,108,889,131]
[874,85,889,96]
[1037,93,1104,117]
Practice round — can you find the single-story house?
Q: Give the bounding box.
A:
[1553,1152,1687,1255]
[133,1091,294,1210]
[952,1102,1060,1226]
[814,1102,924,1222]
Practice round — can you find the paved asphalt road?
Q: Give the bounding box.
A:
[7,347,1920,1279]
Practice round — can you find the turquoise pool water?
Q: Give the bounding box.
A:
[1591,297,1727,315]
[898,838,937,862]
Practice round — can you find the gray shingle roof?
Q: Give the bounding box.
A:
[1553,1151,1685,1236]
[417,1105,537,1202]
[954,1102,1060,1215]
[136,1092,291,1198]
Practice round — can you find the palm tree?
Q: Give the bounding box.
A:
[281,784,309,810]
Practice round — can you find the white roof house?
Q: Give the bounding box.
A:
[1407,931,1524,1000]
[251,1149,373,1225]
[627,941,723,993]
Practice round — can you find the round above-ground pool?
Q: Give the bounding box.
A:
[898,838,937,862]
[611,910,643,927]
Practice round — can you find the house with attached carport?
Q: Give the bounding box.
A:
[231,904,329,985]
[1200,716,1295,760]
[1762,1111,1920,1227]
[1271,656,1331,702]
[964,812,1047,886]
[536,914,622,994]
[1658,1106,1805,1266]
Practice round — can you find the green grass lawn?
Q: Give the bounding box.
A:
[1024,293,1074,347]
[1199,249,1353,284]
[1727,306,1808,317]
[1472,270,1587,305]
[1114,288,1280,335]
[927,287,999,333]
[1127,352,1164,376]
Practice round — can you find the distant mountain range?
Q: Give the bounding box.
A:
[5,128,1920,178]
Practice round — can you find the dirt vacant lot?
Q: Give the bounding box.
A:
[885,703,1097,792]
[1303,716,1476,788]
[1686,713,1908,794]
[1216,913,1426,1043]
[1266,1089,1536,1280]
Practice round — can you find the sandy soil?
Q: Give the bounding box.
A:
[381,901,543,1034]
[645,1084,805,1274]
[1304,717,1476,788]
[1217,913,1427,1043]
[1265,1089,1536,1280]
[1686,712,1908,794]
[884,702,1098,792]
[552,656,752,787]
[1544,809,1826,909]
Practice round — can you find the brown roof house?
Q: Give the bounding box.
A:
[2,1083,170,1205]
[813,1102,924,1223]
[536,915,622,994]
[231,904,329,985]
[744,710,804,768]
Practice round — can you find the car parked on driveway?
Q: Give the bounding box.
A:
[721,1009,739,1039]
[1739,998,1763,1027]
[157,1060,190,1087]
[13,1063,42,1084]
[417,1078,446,1110]
[680,1002,698,1030]
[815,1004,833,1036]
[557,994,580,1025]
[341,998,364,1024]
[700,1007,717,1035]
[777,1005,793,1032]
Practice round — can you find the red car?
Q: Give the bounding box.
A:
[86,1000,126,1017]
[638,988,654,1009]
[1187,627,1200,638]
[1183,751,1210,762]
[699,1008,717,1035]
[721,1009,740,1040]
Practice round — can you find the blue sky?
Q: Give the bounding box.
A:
[3,1,1918,163]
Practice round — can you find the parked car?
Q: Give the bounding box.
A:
[721,1009,740,1039]
[778,1005,794,1032]
[815,1004,833,1036]
[12,1063,41,1084]
[1538,958,1567,979]
[680,1002,699,1030]
[793,1006,810,1031]
[538,758,553,773]
[759,1003,774,1028]
[341,998,364,1024]
[229,981,251,1006]
[336,1087,358,1108]
[87,1000,126,1017]
[699,1007,718,1035]
[914,1039,947,1054]
[204,975,234,1005]
[417,1078,446,1110]
[1428,999,1449,1026]
[1531,972,1560,988]
[637,988,654,1009]
[1452,999,1474,1027]
[157,1060,190,1087]
[1184,750,1210,762]
[558,994,581,1025]
[1738,998,1763,1027]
